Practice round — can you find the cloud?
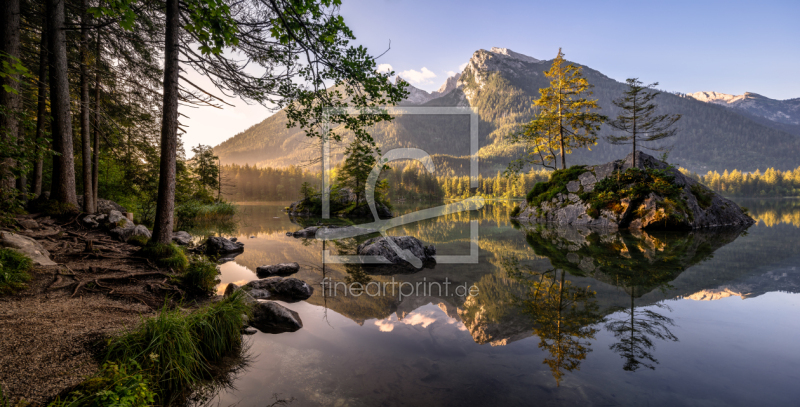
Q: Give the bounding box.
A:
[459,62,468,71]
[376,63,393,74]
[398,67,437,84]
[374,319,395,332]
[446,70,456,77]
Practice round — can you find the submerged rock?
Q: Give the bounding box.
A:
[244,277,313,302]
[513,151,755,230]
[256,262,300,277]
[0,231,56,266]
[200,236,244,254]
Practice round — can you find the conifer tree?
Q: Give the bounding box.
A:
[507,48,606,172]
[605,78,682,167]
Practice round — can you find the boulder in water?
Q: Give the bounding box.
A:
[356,236,436,269]
[249,301,303,333]
[244,276,313,302]
[256,262,300,277]
[201,236,244,254]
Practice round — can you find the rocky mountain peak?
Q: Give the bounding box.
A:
[489,47,541,63]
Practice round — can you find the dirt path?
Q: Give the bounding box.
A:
[0,215,186,405]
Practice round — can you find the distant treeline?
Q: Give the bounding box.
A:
[223,163,800,202]
[680,167,800,198]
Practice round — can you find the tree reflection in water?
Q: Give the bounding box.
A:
[503,258,603,386]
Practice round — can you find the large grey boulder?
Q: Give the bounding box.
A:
[356,236,436,270]
[172,231,192,246]
[244,277,313,302]
[82,215,99,228]
[201,236,244,254]
[76,196,127,215]
[249,301,303,333]
[0,232,56,266]
[256,262,300,277]
[513,151,755,230]
[292,226,319,238]
[106,210,128,228]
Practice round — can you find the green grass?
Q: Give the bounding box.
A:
[126,235,149,247]
[182,257,220,295]
[104,291,250,401]
[140,242,188,271]
[0,248,33,295]
[176,202,237,229]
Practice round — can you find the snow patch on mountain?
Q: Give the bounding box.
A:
[489,47,541,64]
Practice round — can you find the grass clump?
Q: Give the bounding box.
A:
[105,291,250,401]
[126,235,149,247]
[0,248,33,295]
[526,165,586,207]
[48,360,156,407]
[182,256,220,295]
[176,201,237,229]
[690,184,714,209]
[140,242,188,271]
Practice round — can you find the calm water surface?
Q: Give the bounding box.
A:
[195,199,800,407]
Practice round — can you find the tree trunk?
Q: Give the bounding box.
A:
[151,0,180,244]
[33,23,48,197]
[15,123,27,200]
[47,0,78,206]
[92,31,100,205]
[80,0,94,213]
[0,0,21,192]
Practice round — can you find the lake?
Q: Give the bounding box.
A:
[198,199,800,407]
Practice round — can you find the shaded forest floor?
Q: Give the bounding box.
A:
[0,214,189,405]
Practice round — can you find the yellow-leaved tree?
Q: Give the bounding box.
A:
[507,48,606,172]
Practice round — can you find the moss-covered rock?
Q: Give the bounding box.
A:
[513,152,755,230]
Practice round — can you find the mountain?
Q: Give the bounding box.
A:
[214,47,800,173]
[686,91,800,137]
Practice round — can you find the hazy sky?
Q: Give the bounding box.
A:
[182,0,800,154]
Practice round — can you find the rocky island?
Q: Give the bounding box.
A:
[512,152,755,230]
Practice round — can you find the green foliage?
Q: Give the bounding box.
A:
[87,0,138,31]
[126,235,149,247]
[690,184,714,209]
[525,165,587,207]
[181,257,219,295]
[0,248,33,295]
[175,201,236,230]
[140,243,188,271]
[105,292,250,399]
[184,0,239,55]
[338,138,386,206]
[188,291,250,362]
[189,145,220,199]
[605,78,681,161]
[47,360,155,407]
[510,206,521,218]
[506,48,606,171]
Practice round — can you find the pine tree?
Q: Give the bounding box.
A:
[339,139,382,207]
[507,48,606,171]
[605,78,682,167]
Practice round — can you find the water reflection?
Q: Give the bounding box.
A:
[203,199,800,406]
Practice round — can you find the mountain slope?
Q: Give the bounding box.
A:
[686,91,800,137]
[214,48,800,173]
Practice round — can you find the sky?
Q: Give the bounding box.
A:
[181,0,800,154]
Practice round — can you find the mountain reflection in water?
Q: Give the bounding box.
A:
[201,200,800,407]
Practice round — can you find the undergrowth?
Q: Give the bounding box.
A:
[690,184,714,209]
[181,257,220,295]
[99,291,250,403]
[0,248,33,295]
[526,166,587,207]
[140,242,188,271]
[580,168,689,222]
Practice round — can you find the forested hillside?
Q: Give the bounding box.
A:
[215,48,800,173]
